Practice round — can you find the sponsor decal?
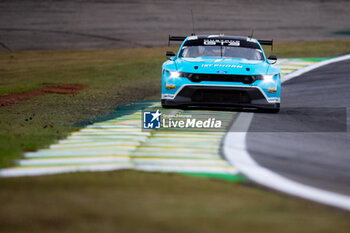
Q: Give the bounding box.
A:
[161,94,175,99]
[165,83,177,90]
[267,97,280,103]
[203,39,240,46]
[201,64,243,68]
[267,87,278,93]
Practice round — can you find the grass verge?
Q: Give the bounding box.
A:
[0,48,165,167]
[1,41,350,168]
[0,170,350,233]
[265,40,350,58]
[0,41,349,232]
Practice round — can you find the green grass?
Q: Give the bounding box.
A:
[0,48,166,167]
[265,40,350,58]
[1,41,350,168]
[0,41,350,232]
[0,170,349,233]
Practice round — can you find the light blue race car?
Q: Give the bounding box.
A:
[161,35,281,112]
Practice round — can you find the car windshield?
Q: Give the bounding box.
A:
[180,46,264,60]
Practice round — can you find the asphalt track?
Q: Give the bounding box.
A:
[1,0,350,50]
[235,58,350,196]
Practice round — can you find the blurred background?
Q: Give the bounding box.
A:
[1,0,350,50]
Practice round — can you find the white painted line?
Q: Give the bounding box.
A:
[283,54,350,83]
[223,54,350,211]
[224,113,350,211]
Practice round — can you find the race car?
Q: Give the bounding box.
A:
[161,35,281,112]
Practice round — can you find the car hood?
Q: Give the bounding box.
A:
[176,57,269,75]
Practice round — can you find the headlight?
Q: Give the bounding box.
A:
[169,71,180,78]
[262,74,275,83]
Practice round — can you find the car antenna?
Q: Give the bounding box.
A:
[191,9,196,35]
[249,29,254,39]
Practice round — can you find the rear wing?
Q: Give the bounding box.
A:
[168,35,186,46]
[258,39,273,51]
[168,35,273,51]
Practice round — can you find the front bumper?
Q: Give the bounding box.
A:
[161,85,279,109]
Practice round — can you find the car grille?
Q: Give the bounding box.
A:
[181,73,262,84]
[191,89,251,103]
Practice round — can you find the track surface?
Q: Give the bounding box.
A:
[244,59,350,196]
[1,0,350,50]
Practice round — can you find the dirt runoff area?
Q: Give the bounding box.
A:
[0,84,86,108]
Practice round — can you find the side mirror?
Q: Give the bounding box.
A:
[267,55,277,64]
[166,51,176,60]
